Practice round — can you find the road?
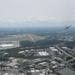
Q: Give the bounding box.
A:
[55,45,75,63]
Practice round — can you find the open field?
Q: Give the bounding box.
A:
[0,34,45,42]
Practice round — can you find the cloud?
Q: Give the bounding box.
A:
[0,16,74,24]
[23,17,36,23]
[38,16,61,23]
[23,16,61,23]
[2,19,16,23]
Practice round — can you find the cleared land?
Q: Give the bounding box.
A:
[0,34,45,42]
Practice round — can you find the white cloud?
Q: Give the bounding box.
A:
[2,19,16,23]
[23,16,61,23]
[23,17,35,23]
[38,16,61,23]
[0,16,74,24]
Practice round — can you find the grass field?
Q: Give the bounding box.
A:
[0,34,45,42]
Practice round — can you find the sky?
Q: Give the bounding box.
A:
[0,0,75,27]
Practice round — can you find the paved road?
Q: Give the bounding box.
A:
[55,45,75,63]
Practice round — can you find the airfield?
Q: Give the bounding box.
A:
[0,34,45,42]
[0,34,45,49]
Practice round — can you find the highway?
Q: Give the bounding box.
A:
[55,45,75,63]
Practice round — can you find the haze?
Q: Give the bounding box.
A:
[0,0,75,27]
